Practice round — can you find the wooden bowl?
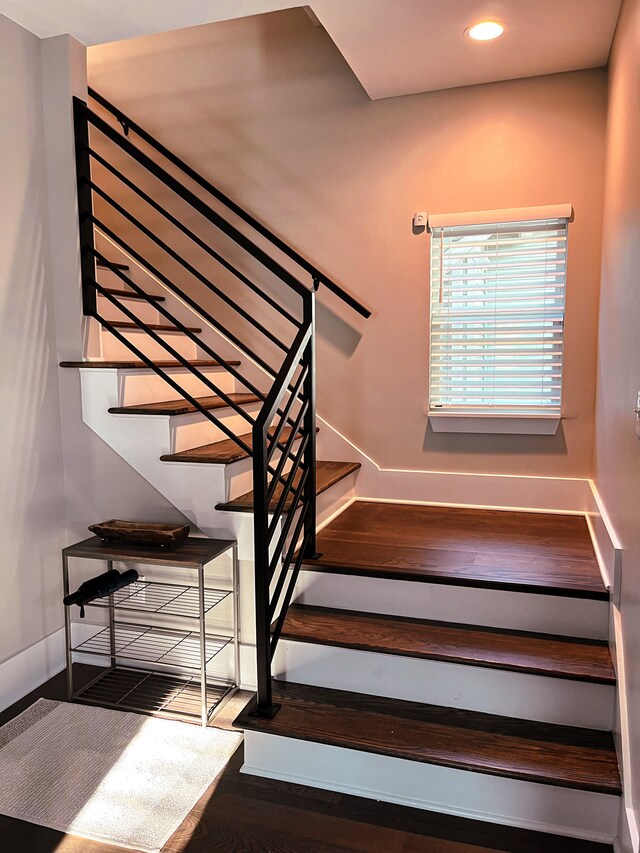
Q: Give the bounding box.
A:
[88,519,190,549]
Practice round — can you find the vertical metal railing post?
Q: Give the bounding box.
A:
[73,98,97,316]
[302,286,318,559]
[251,420,280,718]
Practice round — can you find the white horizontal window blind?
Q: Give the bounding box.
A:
[428,210,570,417]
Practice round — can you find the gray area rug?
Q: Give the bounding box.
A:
[0,698,242,852]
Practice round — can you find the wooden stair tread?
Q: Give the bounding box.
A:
[236,681,621,795]
[99,287,165,302]
[105,321,202,333]
[109,391,260,416]
[303,501,607,600]
[280,605,616,684]
[160,425,318,465]
[97,260,129,270]
[60,359,240,369]
[216,461,360,512]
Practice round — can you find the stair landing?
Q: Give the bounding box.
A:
[302,501,607,599]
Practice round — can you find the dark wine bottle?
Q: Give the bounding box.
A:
[63,568,139,617]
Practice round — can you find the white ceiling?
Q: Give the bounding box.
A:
[0,0,297,45]
[0,0,622,98]
[311,0,623,98]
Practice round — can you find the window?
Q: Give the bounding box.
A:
[427,205,572,434]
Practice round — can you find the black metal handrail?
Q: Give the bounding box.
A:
[88,86,372,320]
[73,90,363,719]
[87,144,301,327]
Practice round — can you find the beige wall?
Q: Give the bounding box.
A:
[0,15,67,667]
[89,9,607,478]
[0,19,188,704]
[594,0,640,839]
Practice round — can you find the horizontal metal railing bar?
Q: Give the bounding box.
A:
[266,364,308,465]
[268,467,311,581]
[94,256,305,468]
[268,497,310,625]
[91,253,266,400]
[88,179,289,352]
[270,526,313,657]
[255,323,313,436]
[266,432,310,537]
[92,277,257,427]
[266,401,310,507]
[90,216,280,380]
[267,400,309,492]
[93,253,266,400]
[94,310,256,455]
[267,424,309,512]
[87,87,371,319]
[94,286,295,487]
[86,145,301,328]
[81,100,311,299]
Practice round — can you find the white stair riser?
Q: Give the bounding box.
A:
[120,366,237,406]
[242,732,619,844]
[273,640,615,729]
[294,571,609,640]
[95,267,132,288]
[171,404,262,452]
[316,476,357,531]
[101,327,200,361]
[97,293,160,325]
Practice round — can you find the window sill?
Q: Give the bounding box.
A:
[428,412,561,435]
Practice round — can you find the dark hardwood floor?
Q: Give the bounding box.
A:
[303,501,607,599]
[0,666,613,852]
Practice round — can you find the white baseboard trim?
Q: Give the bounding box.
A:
[0,627,66,714]
[616,806,640,853]
[587,480,623,598]
[621,806,640,853]
[317,415,592,513]
[611,605,640,853]
[585,485,638,853]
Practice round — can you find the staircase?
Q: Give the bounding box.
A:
[66,88,366,694]
[64,89,621,848]
[239,503,621,846]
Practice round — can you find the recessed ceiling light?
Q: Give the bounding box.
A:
[466,20,507,41]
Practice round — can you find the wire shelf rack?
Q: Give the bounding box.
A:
[63,535,239,725]
[72,622,231,671]
[74,666,234,722]
[87,579,230,618]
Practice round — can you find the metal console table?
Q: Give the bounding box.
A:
[62,535,239,726]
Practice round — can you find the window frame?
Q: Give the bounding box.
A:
[426,205,572,436]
